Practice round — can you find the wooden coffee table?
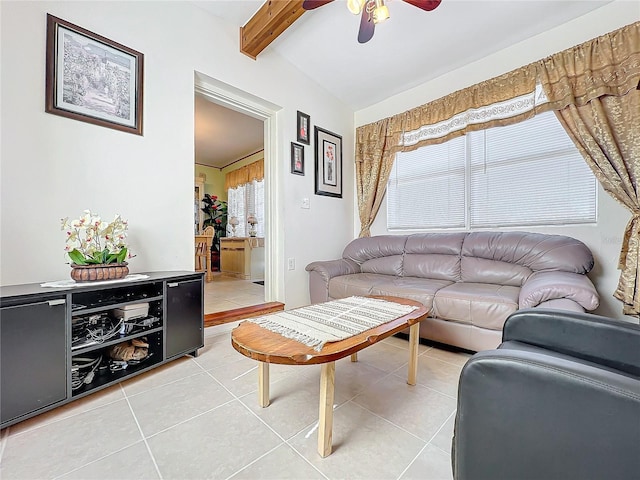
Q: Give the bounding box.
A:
[230,295,429,457]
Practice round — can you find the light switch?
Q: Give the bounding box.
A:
[301,198,310,209]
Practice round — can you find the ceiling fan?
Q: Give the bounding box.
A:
[302,0,442,44]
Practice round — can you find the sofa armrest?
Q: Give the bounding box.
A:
[535,298,584,312]
[306,259,360,282]
[503,309,640,376]
[453,348,640,480]
[519,271,599,310]
[305,259,360,304]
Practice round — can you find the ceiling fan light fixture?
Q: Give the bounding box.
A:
[373,0,390,24]
[347,0,366,15]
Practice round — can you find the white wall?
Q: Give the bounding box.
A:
[0,1,354,309]
[355,1,639,319]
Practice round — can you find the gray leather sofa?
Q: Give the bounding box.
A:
[452,309,640,480]
[306,232,599,351]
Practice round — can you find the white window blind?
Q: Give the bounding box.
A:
[469,112,596,227]
[388,110,596,230]
[388,137,466,229]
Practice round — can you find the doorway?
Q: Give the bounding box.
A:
[194,73,284,320]
[194,94,264,314]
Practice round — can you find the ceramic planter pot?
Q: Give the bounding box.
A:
[70,263,129,282]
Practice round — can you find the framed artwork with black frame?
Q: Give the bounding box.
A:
[291,142,305,175]
[296,111,310,145]
[314,127,342,198]
[45,14,144,136]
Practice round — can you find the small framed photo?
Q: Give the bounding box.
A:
[45,14,144,135]
[314,127,342,198]
[291,142,305,175]
[297,111,310,145]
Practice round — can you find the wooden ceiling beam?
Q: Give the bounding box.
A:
[240,0,306,59]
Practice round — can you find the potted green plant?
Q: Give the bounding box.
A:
[61,210,133,281]
[201,194,227,269]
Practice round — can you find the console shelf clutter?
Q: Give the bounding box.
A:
[0,271,204,429]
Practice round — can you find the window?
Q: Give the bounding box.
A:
[245,179,265,238]
[227,179,265,237]
[227,185,246,237]
[387,111,596,230]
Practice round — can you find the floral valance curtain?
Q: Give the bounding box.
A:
[356,22,639,156]
[355,21,640,314]
[400,64,545,151]
[224,159,264,191]
[537,22,640,110]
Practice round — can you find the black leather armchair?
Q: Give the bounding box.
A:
[452,309,640,480]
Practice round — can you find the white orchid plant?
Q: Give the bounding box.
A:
[61,210,131,265]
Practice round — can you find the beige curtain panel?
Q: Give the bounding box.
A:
[224,159,264,191]
[354,21,640,315]
[538,22,640,315]
[553,91,640,316]
[355,118,396,237]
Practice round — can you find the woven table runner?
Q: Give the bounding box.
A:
[247,296,418,351]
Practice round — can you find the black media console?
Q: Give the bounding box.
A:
[0,271,204,429]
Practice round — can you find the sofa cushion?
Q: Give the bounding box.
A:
[342,235,407,265]
[342,235,407,276]
[370,276,454,312]
[403,233,465,281]
[328,273,391,298]
[461,231,595,274]
[461,257,532,286]
[404,254,461,281]
[434,283,520,331]
[360,256,404,276]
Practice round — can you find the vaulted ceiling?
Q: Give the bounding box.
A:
[193,0,614,167]
[197,0,613,109]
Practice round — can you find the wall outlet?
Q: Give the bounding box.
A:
[287,258,295,270]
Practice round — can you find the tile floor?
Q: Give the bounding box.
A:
[204,274,265,315]
[0,322,472,480]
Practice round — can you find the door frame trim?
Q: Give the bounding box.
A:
[195,73,283,303]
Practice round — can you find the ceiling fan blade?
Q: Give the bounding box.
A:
[302,0,334,10]
[402,0,442,11]
[357,7,375,44]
